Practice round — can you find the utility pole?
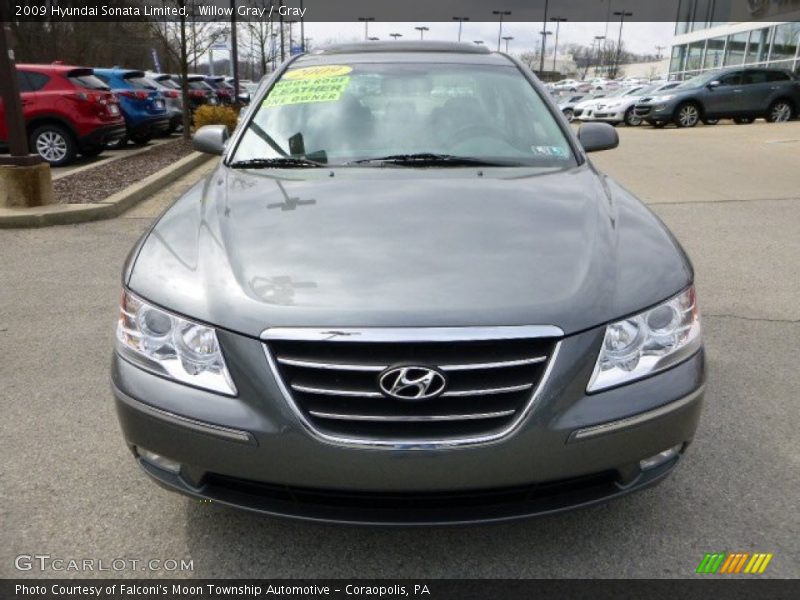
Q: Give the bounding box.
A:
[279,0,285,61]
[550,17,567,73]
[452,17,469,42]
[539,0,549,74]
[230,0,240,99]
[0,11,34,164]
[502,36,514,53]
[540,30,553,72]
[613,10,633,79]
[300,0,305,52]
[415,26,429,40]
[492,10,511,52]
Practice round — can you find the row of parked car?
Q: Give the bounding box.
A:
[558,67,800,128]
[547,76,657,94]
[0,61,255,166]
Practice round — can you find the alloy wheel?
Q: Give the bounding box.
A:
[770,102,792,123]
[625,107,642,126]
[678,105,699,128]
[36,131,68,163]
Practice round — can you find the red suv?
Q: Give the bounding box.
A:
[0,63,126,166]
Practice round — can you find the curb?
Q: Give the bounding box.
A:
[0,151,213,229]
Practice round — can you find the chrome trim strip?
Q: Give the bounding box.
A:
[569,386,705,442]
[442,383,533,397]
[278,357,387,372]
[291,384,382,398]
[308,410,516,422]
[261,325,564,342]
[440,357,547,371]
[113,385,255,445]
[278,356,547,373]
[262,338,562,450]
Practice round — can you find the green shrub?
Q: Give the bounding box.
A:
[193,105,239,133]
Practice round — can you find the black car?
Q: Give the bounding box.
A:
[113,41,704,525]
[635,67,800,127]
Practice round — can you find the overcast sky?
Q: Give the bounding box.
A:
[299,22,675,56]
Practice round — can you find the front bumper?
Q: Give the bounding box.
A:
[112,326,705,524]
[635,103,673,122]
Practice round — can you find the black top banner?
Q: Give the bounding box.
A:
[8,0,800,23]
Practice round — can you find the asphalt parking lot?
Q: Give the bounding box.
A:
[1,121,798,579]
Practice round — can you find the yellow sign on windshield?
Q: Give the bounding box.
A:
[263,65,353,107]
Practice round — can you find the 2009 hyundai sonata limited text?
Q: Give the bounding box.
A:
[112,42,705,524]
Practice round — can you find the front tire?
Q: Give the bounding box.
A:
[29,124,77,166]
[624,106,642,126]
[562,108,575,123]
[674,102,700,128]
[129,131,152,145]
[766,100,793,123]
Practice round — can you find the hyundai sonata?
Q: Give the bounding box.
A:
[112,41,704,524]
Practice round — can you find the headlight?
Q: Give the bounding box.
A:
[587,287,701,392]
[116,290,237,396]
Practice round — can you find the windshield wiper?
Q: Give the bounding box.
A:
[228,157,324,169]
[347,153,518,167]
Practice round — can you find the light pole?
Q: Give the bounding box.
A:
[593,35,606,76]
[550,17,567,73]
[539,0,549,74]
[502,35,514,53]
[368,37,379,41]
[492,10,511,52]
[473,40,485,46]
[613,10,633,79]
[389,33,403,40]
[358,17,374,41]
[415,26,429,40]
[452,17,469,42]
[540,30,553,71]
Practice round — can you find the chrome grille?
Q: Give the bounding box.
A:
[263,328,559,446]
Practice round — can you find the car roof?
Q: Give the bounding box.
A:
[93,67,145,77]
[16,62,90,74]
[296,40,511,66]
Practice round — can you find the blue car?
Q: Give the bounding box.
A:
[93,68,170,145]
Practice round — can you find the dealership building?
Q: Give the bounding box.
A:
[669,1,800,79]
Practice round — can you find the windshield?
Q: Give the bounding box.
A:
[231,62,576,168]
[68,74,109,91]
[677,73,716,89]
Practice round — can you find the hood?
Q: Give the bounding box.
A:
[127,164,692,338]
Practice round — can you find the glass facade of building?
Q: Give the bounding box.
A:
[669,22,800,79]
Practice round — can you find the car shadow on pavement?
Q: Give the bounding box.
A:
[180,481,685,578]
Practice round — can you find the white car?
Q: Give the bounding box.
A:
[552,78,592,93]
[574,85,647,123]
[587,83,681,126]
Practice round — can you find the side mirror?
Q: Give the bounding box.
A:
[707,80,721,89]
[578,122,619,153]
[192,124,229,155]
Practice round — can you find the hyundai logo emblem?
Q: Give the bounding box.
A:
[378,366,447,401]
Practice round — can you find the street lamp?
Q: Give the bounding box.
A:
[452,16,469,42]
[473,40,485,46]
[492,10,511,52]
[368,37,379,41]
[358,17,375,41]
[613,10,633,79]
[540,30,553,71]
[593,35,606,76]
[502,35,514,53]
[389,33,403,40]
[415,26,430,40]
[539,0,550,74]
[550,17,567,73]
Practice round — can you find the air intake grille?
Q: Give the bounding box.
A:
[264,333,557,444]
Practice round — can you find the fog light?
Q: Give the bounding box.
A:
[640,444,682,471]
[136,447,181,474]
